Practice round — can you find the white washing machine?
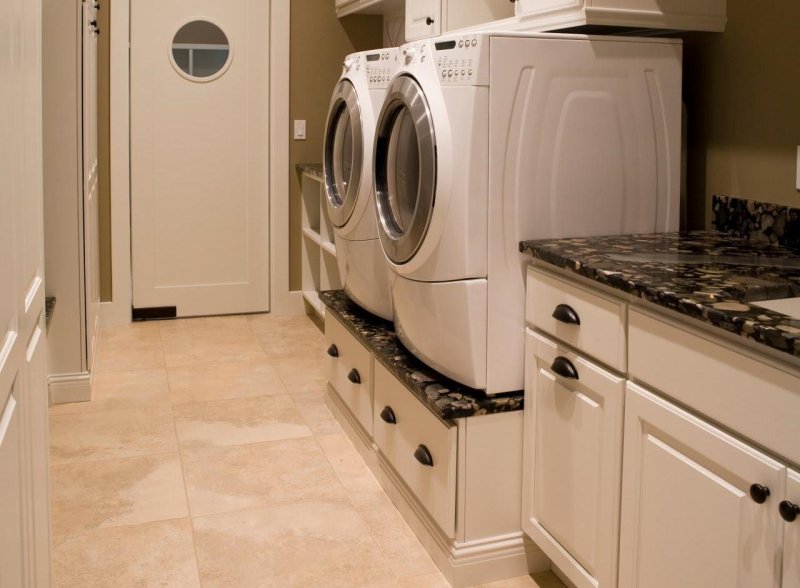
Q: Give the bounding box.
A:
[323,48,400,320]
[373,32,682,395]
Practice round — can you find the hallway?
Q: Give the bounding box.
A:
[47,313,562,587]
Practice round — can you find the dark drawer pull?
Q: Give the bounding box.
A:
[425,16,434,25]
[327,344,339,358]
[780,501,800,522]
[552,304,580,325]
[551,356,579,380]
[414,444,434,467]
[749,483,771,504]
[347,368,361,384]
[380,406,396,424]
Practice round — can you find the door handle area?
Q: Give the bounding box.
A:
[380,406,397,424]
[327,344,339,358]
[551,356,579,380]
[552,304,580,325]
[347,368,361,384]
[414,444,433,467]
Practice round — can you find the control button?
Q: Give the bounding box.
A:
[442,70,446,78]
[468,69,473,76]
[448,70,453,77]
[421,54,426,62]
[461,70,465,76]
[458,40,463,48]
[471,39,477,47]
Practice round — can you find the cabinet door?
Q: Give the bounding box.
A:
[405,0,441,41]
[0,384,25,588]
[784,469,800,588]
[516,0,584,17]
[522,330,625,588]
[619,383,785,588]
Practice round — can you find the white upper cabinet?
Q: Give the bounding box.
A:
[618,383,785,588]
[514,0,727,32]
[405,0,441,41]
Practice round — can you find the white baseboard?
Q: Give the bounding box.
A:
[48,372,91,405]
[325,386,549,587]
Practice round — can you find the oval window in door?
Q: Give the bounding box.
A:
[170,20,232,81]
[323,80,363,227]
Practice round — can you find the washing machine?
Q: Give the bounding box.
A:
[323,48,400,320]
[373,32,682,395]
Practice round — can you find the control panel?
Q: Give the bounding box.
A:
[366,50,398,90]
[433,35,487,86]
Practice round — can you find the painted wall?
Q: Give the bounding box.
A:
[289,2,383,289]
[683,0,800,228]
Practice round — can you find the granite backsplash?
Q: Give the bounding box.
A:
[712,195,800,249]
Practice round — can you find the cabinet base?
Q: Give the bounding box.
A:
[326,385,549,587]
[48,372,91,405]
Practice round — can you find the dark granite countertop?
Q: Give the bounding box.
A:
[320,290,524,421]
[520,231,800,361]
[297,163,323,180]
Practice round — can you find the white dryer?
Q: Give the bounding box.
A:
[323,48,399,320]
[373,32,682,395]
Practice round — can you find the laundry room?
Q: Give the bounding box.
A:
[1,0,799,586]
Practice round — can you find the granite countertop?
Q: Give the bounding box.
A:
[319,290,524,421]
[297,163,323,180]
[520,231,800,360]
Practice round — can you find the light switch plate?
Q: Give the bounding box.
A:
[294,120,306,141]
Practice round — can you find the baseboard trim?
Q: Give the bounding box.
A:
[48,372,92,405]
[325,386,549,587]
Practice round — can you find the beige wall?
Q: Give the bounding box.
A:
[289,3,383,289]
[683,0,800,228]
[99,0,111,300]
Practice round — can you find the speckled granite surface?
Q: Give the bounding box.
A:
[319,290,524,421]
[297,163,323,180]
[520,231,800,360]
[713,195,800,249]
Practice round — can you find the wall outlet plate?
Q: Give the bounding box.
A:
[294,120,306,141]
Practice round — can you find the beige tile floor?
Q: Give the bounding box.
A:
[49,313,564,588]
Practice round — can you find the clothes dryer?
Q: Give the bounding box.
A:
[373,32,682,394]
[323,48,399,320]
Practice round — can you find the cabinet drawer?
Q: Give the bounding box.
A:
[373,361,457,538]
[526,267,626,371]
[325,314,373,436]
[523,329,625,588]
[628,309,800,466]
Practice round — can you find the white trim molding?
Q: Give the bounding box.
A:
[48,372,92,405]
[107,0,298,326]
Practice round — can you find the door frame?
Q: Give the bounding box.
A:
[104,0,299,326]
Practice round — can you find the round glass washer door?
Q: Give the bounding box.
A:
[374,75,436,265]
[324,80,363,228]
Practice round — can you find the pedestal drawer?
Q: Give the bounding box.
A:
[325,313,373,436]
[527,267,626,372]
[373,361,457,538]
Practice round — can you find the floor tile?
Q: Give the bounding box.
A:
[50,453,188,536]
[173,395,311,449]
[476,572,566,588]
[167,360,287,404]
[274,355,328,394]
[316,432,382,494]
[248,314,326,359]
[159,316,266,368]
[291,390,344,435]
[93,323,164,373]
[192,500,395,587]
[52,519,200,588]
[181,437,346,517]
[49,370,171,416]
[350,490,438,578]
[398,573,452,588]
[49,406,177,465]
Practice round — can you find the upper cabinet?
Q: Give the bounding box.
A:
[406,0,514,41]
[512,0,727,32]
[405,0,441,41]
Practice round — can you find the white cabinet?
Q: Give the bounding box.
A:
[0,385,25,588]
[522,329,625,588]
[514,0,726,32]
[619,382,785,588]
[405,0,441,40]
[783,470,800,588]
[299,166,341,318]
[326,313,373,435]
[404,0,514,41]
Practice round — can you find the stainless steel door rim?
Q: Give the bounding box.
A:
[374,75,436,265]
[323,79,363,228]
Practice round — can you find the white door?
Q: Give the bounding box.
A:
[619,383,785,588]
[522,330,625,588]
[783,470,800,588]
[83,1,100,364]
[131,0,270,318]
